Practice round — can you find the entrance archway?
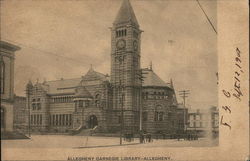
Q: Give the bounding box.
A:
[88,115,98,129]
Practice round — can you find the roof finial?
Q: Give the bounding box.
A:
[90,64,93,70]
[170,78,173,87]
[149,61,153,70]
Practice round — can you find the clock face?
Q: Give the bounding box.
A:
[116,39,126,49]
[133,40,138,51]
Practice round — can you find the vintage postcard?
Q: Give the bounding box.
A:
[0,0,249,161]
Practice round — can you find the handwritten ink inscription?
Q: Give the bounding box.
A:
[220,47,244,130]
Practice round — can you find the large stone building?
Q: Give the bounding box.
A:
[0,41,21,132]
[26,0,179,135]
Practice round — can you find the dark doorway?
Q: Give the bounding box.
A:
[88,115,98,129]
[1,107,5,131]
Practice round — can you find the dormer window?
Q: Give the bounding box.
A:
[116,29,127,37]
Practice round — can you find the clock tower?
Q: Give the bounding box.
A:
[110,0,142,132]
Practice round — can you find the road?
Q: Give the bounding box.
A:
[1,135,218,149]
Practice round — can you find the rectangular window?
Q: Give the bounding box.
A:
[52,115,55,126]
[142,112,148,121]
[40,114,42,125]
[118,116,121,124]
[56,115,58,126]
[32,103,36,110]
[158,112,164,121]
[59,115,62,126]
[62,114,65,126]
[69,114,72,126]
[190,121,194,127]
[34,115,37,125]
[66,114,68,126]
[31,115,33,124]
[79,100,83,108]
[37,103,41,110]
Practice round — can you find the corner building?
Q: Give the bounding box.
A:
[26,0,179,135]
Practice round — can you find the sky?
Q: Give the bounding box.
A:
[1,0,217,109]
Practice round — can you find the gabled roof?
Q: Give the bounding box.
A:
[75,86,93,98]
[45,78,81,94]
[142,68,171,88]
[35,67,108,95]
[113,0,139,27]
[81,67,108,82]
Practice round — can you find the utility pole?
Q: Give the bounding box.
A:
[26,88,31,137]
[179,90,190,132]
[119,92,124,145]
[136,69,147,131]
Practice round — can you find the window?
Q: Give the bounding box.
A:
[56,115,58,126]
[95,100,100,107]
[95,94,101,107]
[37,103,41,110]
[34,115,37,125]
[39,114,42,125]
[142,112,148,121]
[66,114,68,126]
[116,29,127,37]
[155,112,164,121]
[69,114,72,126]
[118,116,121,123]
[31,115,33,125]
[32,103,36,110]
[62,114,65,126]
[53,115,55,126]
[79,100,83,108]
[0,58,5,94]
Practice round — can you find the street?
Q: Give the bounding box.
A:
[1,135,218,149]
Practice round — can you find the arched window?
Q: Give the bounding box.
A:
[0,58,5,94]
[95,93,101,107]
[154,105,164,122]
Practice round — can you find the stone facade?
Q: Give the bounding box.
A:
[0,41,20,132]
[25,0,181,135]
[13,96,28,132]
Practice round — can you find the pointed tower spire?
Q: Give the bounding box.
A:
[113,0,139,27]
[170,78,178,105]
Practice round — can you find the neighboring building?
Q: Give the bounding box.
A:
[187,106,219,137]
[176,104,188,134]
[13,95,28,132]
[0,41,21,132]
[25,0,180,135]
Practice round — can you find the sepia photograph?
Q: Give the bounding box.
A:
[0,0,248,161]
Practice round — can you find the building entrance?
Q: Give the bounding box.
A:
[88,115,98,129]
[1,107,5,131]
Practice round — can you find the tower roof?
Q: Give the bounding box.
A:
[142,68,171,88]
[113,0,139,27]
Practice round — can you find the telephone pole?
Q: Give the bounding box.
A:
[136,69,147,131]
[179,90,190,132]
[179,90,190,108]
